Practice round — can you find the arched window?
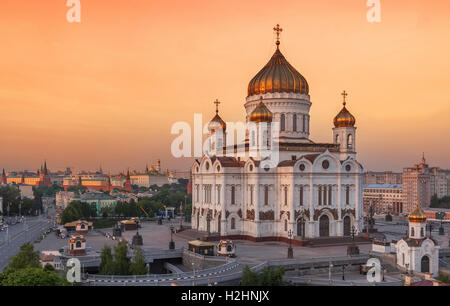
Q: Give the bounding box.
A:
[293,114,297,132]
[420,227,424,237]
[347,134,353,150]
[335,134,340,144]
[250,185,254,205]
[284,219,288,231]
[411,227,415,237]
[280,114,285,131]
[302,115,306,132]
[231,186,236,205]
[264,186,269,205]
[76,241,81,248]
[231,217,236,230]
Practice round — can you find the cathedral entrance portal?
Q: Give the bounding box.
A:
[319,215,330,237]
[343,216,351,236]
[297,219,305,239]
[421,255,430,273]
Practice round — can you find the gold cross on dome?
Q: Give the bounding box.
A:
[341,90,348,105]
[214,99,220,114]
[273,24,283,48]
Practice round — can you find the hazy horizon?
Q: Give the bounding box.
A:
[2,0,450,173]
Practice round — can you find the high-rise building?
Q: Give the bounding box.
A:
[402,155,432,213]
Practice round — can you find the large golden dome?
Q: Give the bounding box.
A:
[247,48,309,97]
[249,99,273,123]
[333,102,356,128]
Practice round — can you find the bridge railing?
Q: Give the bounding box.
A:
[86,260,240,282]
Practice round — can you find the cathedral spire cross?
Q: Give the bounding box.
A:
[341,90,348,106]
[273,24,282,49]
[214,99,220,114]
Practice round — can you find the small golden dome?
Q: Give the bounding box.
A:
[333,103,356,128]
[408,202,427,223]
[249,99,273,123]
[247,48,309,97]
[208,114,226,132]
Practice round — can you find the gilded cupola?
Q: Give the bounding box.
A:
[247,24,309,97]
[333,91,356,128]
[408,200,427,223]
[249,97,273,123]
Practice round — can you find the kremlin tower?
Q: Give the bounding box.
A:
[37,161,52,187]
[0,169,7,184]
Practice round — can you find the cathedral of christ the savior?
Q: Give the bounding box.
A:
[191,25,364,243]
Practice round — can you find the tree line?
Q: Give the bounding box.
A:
[0,244,69,286]
[99,241,147,275]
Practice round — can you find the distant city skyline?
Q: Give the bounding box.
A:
[2,1,450,172]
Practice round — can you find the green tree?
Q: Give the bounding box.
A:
[241,265,259,286]
[0,185,21,215]
[241,266,285,286]
[113,240,130,275]
[99,245,114,275]
[130,247,147,275]
[8,243,40,271]
[1,267,70,286]
[67,185,87,195]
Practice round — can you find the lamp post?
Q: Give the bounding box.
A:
[169,224,175,249]
[180,199,184,230]
[287,229,293,259]
[328,260,333,284]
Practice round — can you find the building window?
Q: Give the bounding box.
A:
[328,186,332,205]
[299,186,304,206]
[231,186,236,205]
[335,134,340,144]
[347,134,353,150]
[250,185,254,205]
[302,115,306,132]
[280,114,285,131]
[284,219,288,231]
[345,186,350,205]
[217,185,221,204]
[420,227,424,237]
[411,227,415,237]
[284,187,288,206]
[318,186,322,205]
[264,186,269,205]
[293,114,297,132]
[231,218,235,230]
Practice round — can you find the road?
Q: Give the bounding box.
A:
[0,208,55,271]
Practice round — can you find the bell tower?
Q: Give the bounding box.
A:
[332,91,357,159]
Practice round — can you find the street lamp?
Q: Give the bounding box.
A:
[169,224,175,250]
[328,260,333,284]
[287,229,293,259]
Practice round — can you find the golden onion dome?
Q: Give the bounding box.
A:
[333,101,356,128]
[408,201,427,223]
[208,113,226,132]
[249,99,273,123]
[247,48,309,97]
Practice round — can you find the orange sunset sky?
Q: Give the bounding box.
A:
[1,0,450,173]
